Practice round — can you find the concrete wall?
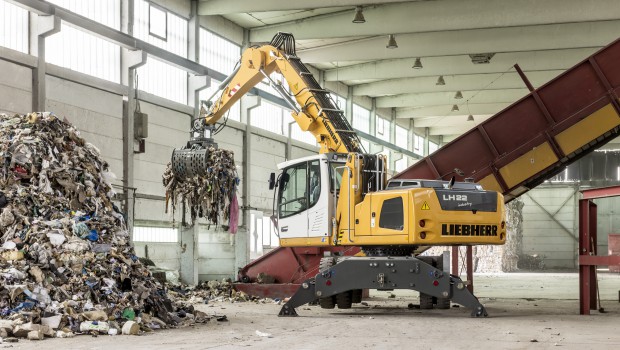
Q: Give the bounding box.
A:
[0,59,31,114]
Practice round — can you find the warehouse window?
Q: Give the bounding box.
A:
[429,141,438,154]
[134,0,188,104]
[413,134,424,155]
[250,101,284,135]
[148,4,167,40]
[395,125,408,149]
[376,117,391,142]
[395,157,408,172]
[45,0,121,83]
[133,226,178,243]
[352,104,370,134]
[330,93,346,110]
[199,28,240,76]
[0,1,29,53]
[198,29,241,121]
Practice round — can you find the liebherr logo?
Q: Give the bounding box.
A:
[442,194,468,201]
[321,119,340,145]
[441,224,498,236]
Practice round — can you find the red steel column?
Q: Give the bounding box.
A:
[579,199,597,315]
[466,246,473,293]
[451,246,459,276]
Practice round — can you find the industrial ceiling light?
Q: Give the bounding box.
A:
[386,34,398,49]
[454,91,463,99]
[469,53,496,64]
[412,57,423,69]
[352,6,366,23]
[436,76,445,85]
[451,104,459,112]
[467,114,474,121]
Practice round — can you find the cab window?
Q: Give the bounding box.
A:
[278,160,321,218]
[279,162,307,218]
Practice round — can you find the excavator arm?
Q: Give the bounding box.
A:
[172,33,364,181]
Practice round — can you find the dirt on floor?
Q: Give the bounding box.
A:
[3,295,620,350]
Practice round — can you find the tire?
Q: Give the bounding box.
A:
[336,291,352,309]
[351,289,363,304]
[420,293,434,309]
[319,296,336,309]
[435,297,450,309]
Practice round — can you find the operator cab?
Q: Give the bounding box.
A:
[271,153,347,242]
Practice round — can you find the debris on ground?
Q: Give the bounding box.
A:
[255,330,273,338]
[167,279,274,306]
[162,148,239,228]
[0,112,224,340]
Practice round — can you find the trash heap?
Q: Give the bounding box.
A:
[0,112,197,340]
[162,147,239,230]
[168,279,273,306]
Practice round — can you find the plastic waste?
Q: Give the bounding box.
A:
[79,321,109,333]
[46,232,66,247]
[121,321,139,335]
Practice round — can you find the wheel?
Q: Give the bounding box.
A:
[435,297,451,309]
[420,293,433,309]
[351,289,363,304]
[336,291,352,309]
[319,296,336,309]
[318,257,337,309]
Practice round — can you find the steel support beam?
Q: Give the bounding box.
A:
[122,49,147,241]
[32,14,60,111]
[238,95,261,276]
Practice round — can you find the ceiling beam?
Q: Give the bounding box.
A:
[414,115,493,128]
[198,0,408,15]
[397,103,511,118]
[354,70,562,97]
[250,0,620,41]
[429,125,479,136]
[377,89,528,109]
[298,21,618,63]
[323,48,598,82]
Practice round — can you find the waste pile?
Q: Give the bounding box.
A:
[0,112,211,341]
[162,148,239,230]
[168,279,274,306]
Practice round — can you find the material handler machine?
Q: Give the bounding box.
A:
[171,33,507,317]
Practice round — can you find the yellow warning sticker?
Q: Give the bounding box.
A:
[421,202,430,210]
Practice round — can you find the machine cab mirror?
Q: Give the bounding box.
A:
[268,172,276,190]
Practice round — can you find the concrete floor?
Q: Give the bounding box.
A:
[5,272,620,350]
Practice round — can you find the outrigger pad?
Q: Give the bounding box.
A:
[278,304,299,317]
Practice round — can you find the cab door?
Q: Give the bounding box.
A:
[277,161,308,239]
